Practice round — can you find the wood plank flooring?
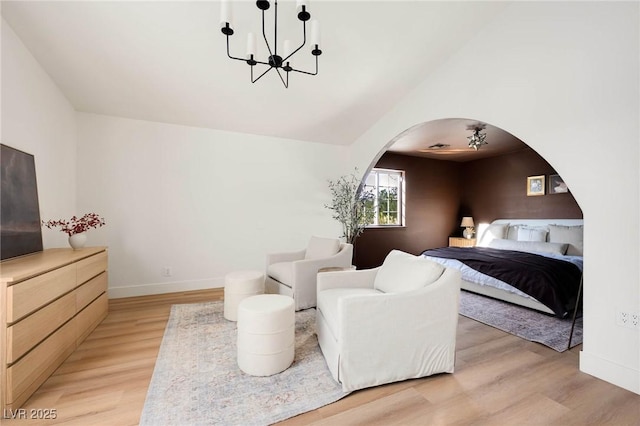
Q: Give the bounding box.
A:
[4,289,639,425]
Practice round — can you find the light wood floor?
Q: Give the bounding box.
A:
[6,289,639,425]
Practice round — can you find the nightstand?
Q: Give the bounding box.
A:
[449,237,476,248]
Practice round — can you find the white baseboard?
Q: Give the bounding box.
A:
[580,350,640,395]
[108,277,225,299]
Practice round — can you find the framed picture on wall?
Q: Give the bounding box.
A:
[527,175,545,196]
[549,173,569,194]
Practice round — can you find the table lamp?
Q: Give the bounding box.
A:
[461,216,475,239]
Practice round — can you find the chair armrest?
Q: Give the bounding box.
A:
[266,249,305,267]
[292,242,351,275]
[317,267,379,293]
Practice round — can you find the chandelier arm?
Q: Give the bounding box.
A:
[274,0,278,57]
[251,58,274,67]
[261,9,275,60]
[274,66,289,88]
[252,65,275,84]
[226,36,271,67]
[226,35,250,62]
[288,54,319,76]
[282,20,307,63]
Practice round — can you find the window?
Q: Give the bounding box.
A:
[363,168,405,226]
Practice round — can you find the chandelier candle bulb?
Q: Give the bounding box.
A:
[311,20,320,47]
[220,0,233,28]
[246,32,257,59]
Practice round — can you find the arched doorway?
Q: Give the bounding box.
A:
[354,118,583,269]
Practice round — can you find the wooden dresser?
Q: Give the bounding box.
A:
[0,247,108,411]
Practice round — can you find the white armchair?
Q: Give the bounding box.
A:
[316,250,461,392]
[265,236,353,311]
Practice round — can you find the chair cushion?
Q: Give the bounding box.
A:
[373,250,445,293]
[305,236,341,260]
[267,262,293,287]
[317,287,382,339]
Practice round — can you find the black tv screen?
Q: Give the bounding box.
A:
[1,144,43,260]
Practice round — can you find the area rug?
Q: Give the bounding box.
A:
[459,290,582,352]
[139,302,348,426]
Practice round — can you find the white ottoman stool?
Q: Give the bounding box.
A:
[237,294,295,376]
[224,270,265,321]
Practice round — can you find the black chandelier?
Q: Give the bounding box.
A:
[220,0,322,88]
[467,123,488,150]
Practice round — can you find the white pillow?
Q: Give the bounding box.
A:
[489,239,568,255]
[477,223,509,247]
[373,250,444,293]
[548,224,584,256]
[517,226,548,242]
[305,236,340,260]
[506,225,519,240]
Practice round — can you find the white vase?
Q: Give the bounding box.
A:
[69,232,87,250]
[463,228,474,239]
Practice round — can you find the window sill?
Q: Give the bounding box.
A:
[365,225,406,229]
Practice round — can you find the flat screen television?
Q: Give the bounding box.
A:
[1,143,43,260]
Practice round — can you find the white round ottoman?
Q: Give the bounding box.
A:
[224,270,265,321]
[237,294,295,376]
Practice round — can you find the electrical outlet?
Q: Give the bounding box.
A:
[617,310,639,329]
[617,311,629,325]
[161,267,172,277]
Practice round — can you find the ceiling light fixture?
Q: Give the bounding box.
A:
[220,0,322,88]
[466,123,488,150]
[428,143,451,150]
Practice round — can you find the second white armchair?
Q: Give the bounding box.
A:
[316,249,461,392]
[265,236,353,311]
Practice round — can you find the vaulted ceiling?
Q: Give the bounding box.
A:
[2,1,526,158]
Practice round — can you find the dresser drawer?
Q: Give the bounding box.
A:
[76,251,108,285]
[6,317,77,406]
[75,293,108,344]
[6,264,76,323]
[6,291,76,364]
[76,272,107,312]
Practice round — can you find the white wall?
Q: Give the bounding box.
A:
[76,113,346,297]
[1,19,77,249]
[349,2,639,394]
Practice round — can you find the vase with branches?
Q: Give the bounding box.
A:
[325,169,374,245]
[42,213,106,250]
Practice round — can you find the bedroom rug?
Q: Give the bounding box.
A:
[139,301,348,426]
[459,290,582,352]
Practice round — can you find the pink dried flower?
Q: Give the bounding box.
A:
[42,213,106,236]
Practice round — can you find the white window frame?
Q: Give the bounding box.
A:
[364,168,406,227]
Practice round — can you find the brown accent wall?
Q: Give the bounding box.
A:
[354,148,582,269]
[354,153,462,269]
[460,148,583,225]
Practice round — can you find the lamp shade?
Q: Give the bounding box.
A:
[460,217,475,228]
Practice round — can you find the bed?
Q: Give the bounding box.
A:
[422,219,583,319]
